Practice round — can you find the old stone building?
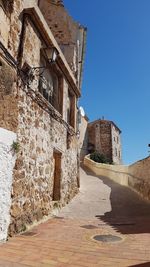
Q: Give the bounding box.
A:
[78,109,89,161]
[0,0,86,240]
[88,119,122,164]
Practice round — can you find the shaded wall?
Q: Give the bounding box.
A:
[129,157,150,200]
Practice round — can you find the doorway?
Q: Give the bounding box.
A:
[53,150,62,201]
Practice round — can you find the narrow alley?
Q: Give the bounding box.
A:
[0,167,150,267]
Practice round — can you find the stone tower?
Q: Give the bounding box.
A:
[88,119,122,164]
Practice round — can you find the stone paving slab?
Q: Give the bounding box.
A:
[0,167,150,266]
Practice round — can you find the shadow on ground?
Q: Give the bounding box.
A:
[130,263,150,267]
[82,165,150,235]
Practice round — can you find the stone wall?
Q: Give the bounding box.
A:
[0,56,18,132]
[0,1,38,58]
[0,2,10,47]
[84,156,129,186]
[129,157,150,200]
[0,128,16,241]
[88,120,112,162]
[0,0,80,237]
[84,155,150,201]
[87,120,122,164]
[98,121,112,161]
[38,0,86,85]
[9,86,79,234]
[87,123,96,153]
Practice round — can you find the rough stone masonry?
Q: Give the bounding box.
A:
[0,0,86,239]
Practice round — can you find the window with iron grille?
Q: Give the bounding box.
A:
[39,54,63,114]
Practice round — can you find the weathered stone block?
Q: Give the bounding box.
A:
[10,203,22,218]
[0,58,15,95]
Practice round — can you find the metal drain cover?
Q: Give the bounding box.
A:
[81,225,98,230]
[93,234,122,243]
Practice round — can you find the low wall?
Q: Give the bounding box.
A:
[84,156,129,186]
[84,156,150,201]
[129,157,150,200]
[0,128,16,241]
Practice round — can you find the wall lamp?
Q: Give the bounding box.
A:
[43,47,59,63]
[22,47,59,81]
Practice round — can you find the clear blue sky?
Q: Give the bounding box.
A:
[64,0,150,165]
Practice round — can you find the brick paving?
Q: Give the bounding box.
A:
[0,167,150,267]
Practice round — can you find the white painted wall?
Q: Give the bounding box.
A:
[0,128,17,241]
[79,115,88,160]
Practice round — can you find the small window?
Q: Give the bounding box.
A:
[115,148,117,157]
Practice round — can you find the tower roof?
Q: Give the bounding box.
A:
[88,119,122,134]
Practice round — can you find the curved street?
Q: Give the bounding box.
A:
[0,167,150,267]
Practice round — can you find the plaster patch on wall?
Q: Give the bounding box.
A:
[0,127,17,241]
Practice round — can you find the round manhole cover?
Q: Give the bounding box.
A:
[93,234,122,243]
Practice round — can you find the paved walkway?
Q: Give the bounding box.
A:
[0,167,150,267]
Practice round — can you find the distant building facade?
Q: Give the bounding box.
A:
[87,119,122,164]
[78,113,89,161]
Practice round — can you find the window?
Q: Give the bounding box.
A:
[67,89,76,128]
[39,54,63,114]
[115,148,117,157]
